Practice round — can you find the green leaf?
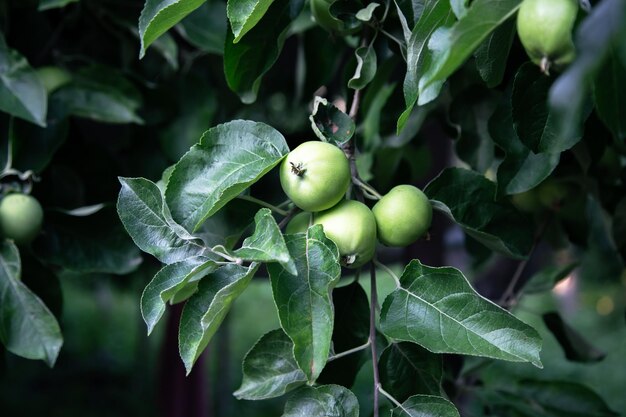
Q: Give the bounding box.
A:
[165,120,289,232]
[0,241,62,367]
[117,177,206,264]
[268,225,341,382]
[179,262,259,374]
[356,3,380,21]
[232,208,296,274]
[223,0,292,103]
[512,63,580,153]
[425,167,533,258]
[51,65,143,124]
[474,17,515,88]
[282,385,359,417]
[380,342,443,402]
[398,0,454,133]
[391,395,460,417]
[542,312,605,363]
[318,281,370,387]
[523,262,578,294]
[234,328,307,400]
[613,197,626,261]
[309,96,356,145]
[138,0,205,59]
[176,1,227,55]
[141,256,216,335]
[228,0,275,43]
[548,0,626,143]
[34,207,143,275]
[593,46,626,145]
[38,0,79,11]
[490,88,560,196]
[418,0,522,103]
[380,260,542,367]
[0,34,47,126]
[348,44,377,90]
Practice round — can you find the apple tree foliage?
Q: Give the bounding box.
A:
[0,0,625,416]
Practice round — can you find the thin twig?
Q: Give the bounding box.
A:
[378,385,409,412]
[278,207,299,230]
[327,340,371,362]
[353,177,383,199]
[370,263,381,417]
[373,259,401,287]
[236,194,289,216]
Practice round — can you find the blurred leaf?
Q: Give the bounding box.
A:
[268,225,341,382]
[363,83,396,151]
[179,262,259,374]
[380,342,443,401]
[51,66,143,124]
[35,207,143,275]
[228,0,275,43]
[348,44,377,90]
[542,312,606,363]
[309,96,356,146]
[523,263,578,294]
[418,0,521,104]
[138,0,205,58]
[282,384,359,417]
[548,0,626,144]
[0,34,47,126]
[318,281,370,387]
[38,0,79,10]
[512,63,580,153]
[491,89,560,196]
[593,46,626,145]
[425,167,533,258]
[0,241,62,366]
[117,177,205,264]
[391,394,460,417]
[230,208,295,274]
[176,1,227,55]
[380,260,543,367]
[356,3,380,21]
[195,198,259,249]
[141,256,216,335]
[234,328,307,400]
[398,0,454,133]
[165,120,289,232]
[474,17,515,88]
[224,0,292,103]
[613,197,626,261]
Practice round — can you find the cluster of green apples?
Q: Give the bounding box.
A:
[280,141,432,268]
[0,193,44,245]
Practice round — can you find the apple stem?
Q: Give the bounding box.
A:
[540,56,551,75]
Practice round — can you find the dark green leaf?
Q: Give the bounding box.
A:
[234,328,307,400]
[176,1,227,55]
[35,207,143,275]
[228,0,275,43]
[348,44,377,90]
[138,0,205,58]
[223,0,291,103]
[0,34,47,126]
[512,63,580,153]
[542,312,606,363]
[0,241,62,366]
[490,89,560,196]
[380,260,542,367]
[380,342,443,401]
[418,0,522,104]
[38,0,79,10]
[117,177,206,264]
[231,208,295,274]
[548,0,626,143]
[318,281,370,387]
[398,0,454,133]
[613,197,626,261]
[165,120,289,232]
[523,263,578,294]
[593,46,626,145]
[141,256,217,335]
[51,66,143,124]
[282,384,359,417]
[268,225,341,382]
[425,167,533,258]
[309,97,356,145]
[179,262,259,374]
[474,17,515,88]
[391,394,460,417]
